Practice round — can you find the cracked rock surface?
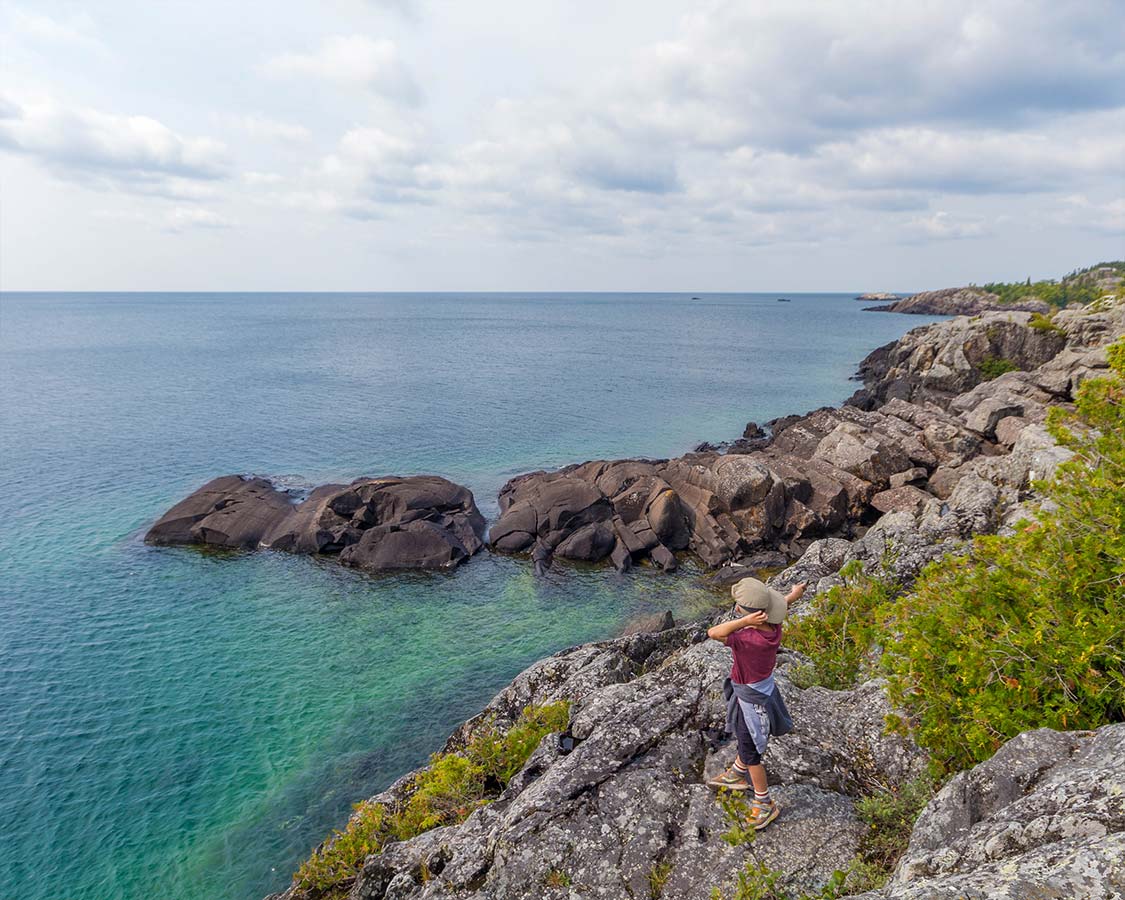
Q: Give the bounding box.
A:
[850,723,1125,900]
[269,626,928,900]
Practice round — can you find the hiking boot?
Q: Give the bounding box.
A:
[747,799,780,830]
[707,765,750,790]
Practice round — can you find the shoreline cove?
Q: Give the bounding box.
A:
[263,297,1125,900]
[1,292,946,900]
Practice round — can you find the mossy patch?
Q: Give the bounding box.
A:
[293,701,570,899]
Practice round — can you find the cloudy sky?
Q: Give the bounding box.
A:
[1,0,1122,291]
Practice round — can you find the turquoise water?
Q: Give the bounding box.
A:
[0,293,933,900]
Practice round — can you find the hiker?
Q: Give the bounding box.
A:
[705,576,807,829]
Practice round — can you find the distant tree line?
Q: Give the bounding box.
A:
[976,260,1125,308]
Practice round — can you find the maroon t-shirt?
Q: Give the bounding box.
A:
[727,623,782,684]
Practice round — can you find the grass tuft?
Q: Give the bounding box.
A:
[293,701,570,899]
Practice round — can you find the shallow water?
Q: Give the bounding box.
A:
[0,292,934,900]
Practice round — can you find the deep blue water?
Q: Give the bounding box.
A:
[0,292,933,900]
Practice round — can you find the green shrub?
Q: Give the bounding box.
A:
[880,340,1125,772]
[1028,311,1064,334]
[977,355,1019,380]
[292,802,391,899]
[854,776,934,872]
[294,701,570,898]
[981,261,1124,308]
[785,561,894,690]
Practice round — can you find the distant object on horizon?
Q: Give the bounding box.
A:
[855,292,900,302]
[776,297,791,302]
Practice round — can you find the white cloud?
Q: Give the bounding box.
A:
[0,92,228,196]
[166,207,232,230]
[1057,195,1125,236]
[903,211,986,242]
[287,125,440,216]
[236,114,311,143]
[3,7,108,54]
[262,35,422,105]
[815,119,1125,194]
[242,170,285,186]
[368,0,420,21]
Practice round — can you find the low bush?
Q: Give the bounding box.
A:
[977,354,1019,380]
[294,701,570,899]
[1028,311,1064,334]
[981,261,1124,308]
[854,776,934,872]
[544,868,572,888]
[784,561,894,690]
[881,340,1125,771]
[648,859,674,898]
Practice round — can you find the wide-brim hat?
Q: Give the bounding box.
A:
[731,577,788,625]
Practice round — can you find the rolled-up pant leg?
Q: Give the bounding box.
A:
[732,699,762,766]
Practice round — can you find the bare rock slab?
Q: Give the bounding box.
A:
[875,723,1125,900]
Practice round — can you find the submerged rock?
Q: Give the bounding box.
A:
[146,474,486,571]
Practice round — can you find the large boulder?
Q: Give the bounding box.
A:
[490,470,614,556]
[146,474,486,571]
[339,520,476,571]
[815,423,913,484]
[849,311,1067,409]
[864,723,1125,900]
[144,475,296,549]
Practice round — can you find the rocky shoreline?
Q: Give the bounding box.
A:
[862,286,1051,316]
[147,304,1098,581]
[260,298,1124,900]
[483,305,1093,578]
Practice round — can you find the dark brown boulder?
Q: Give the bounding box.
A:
[650,544,678,572]
[145,475,295,549]
[489,471,615,554]
[338,520,473,571]
[646,488,691,549]
[554,521,616,562]
[146,474,486,571]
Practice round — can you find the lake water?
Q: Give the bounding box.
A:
[0,292,933,900]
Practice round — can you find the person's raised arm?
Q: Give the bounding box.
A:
[708,610,767,644]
